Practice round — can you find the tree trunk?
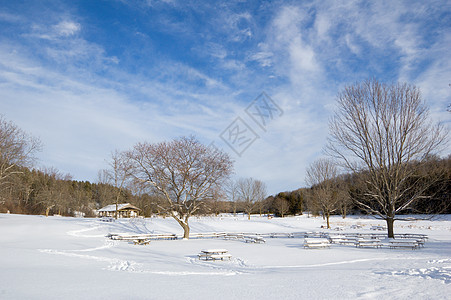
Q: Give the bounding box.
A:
[171,214,190,239]
[248,212,251,220]
[181,222,190,239]
[386,217,395,238]
[326,213,330,229]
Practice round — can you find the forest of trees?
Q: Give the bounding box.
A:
[1,155,449,219]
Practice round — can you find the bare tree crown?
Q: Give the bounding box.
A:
[0,115,42,187]
[328,79,447,171]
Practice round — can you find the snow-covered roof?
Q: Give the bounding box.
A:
[98,203,141,212]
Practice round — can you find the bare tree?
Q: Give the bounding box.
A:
[102,150,134,219]
[274,197,290,218]
[305,158,341,228]
[225,179,239,216]
[0,116,41,189]
[327,79,448,237]
[237,177,267,220]
[126,136,233,238]
[36,167,72,217]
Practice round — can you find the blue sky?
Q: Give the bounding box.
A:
[0,0,450,195]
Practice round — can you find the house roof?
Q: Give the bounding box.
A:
[98,203,141,212]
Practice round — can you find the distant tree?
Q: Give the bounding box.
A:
[35,168,72,217]
[126,136,233,238]
[237,177,267,220]
[274,197,290,218]
[289,190,304,215]
[225,179,240,216]
[327,79,448,237]
[102,150,134,219]
[0,116,41,189]
[208,186,228,216]
[305,158,341,228]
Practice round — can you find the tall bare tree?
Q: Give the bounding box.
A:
[102,150,134,219]
[126,136,233,238]
[327,79,448,237]
[237,177,267,220]
[0,116,41,189]
[225,179,240,216]
[305,158,340,228]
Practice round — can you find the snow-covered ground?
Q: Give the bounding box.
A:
[0,213,450,299]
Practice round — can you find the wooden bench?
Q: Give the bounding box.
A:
[133,239,150,245]
[370,226,386,231]
[190,232,226,239]
[270,233,294,238]
[198,249,232,261]
[244,236,266,243]
[389,239,420,250]
[355,238,382,248]
[148,234,177,240]
[303,238,331,249]
[107,233,177,241]
[329,236,356,245]
[209,254,232,260]
[394,234,428,243]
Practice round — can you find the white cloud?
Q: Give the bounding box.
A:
[53,21,81,37]
[0,12,23,23]
[27,20,81,41]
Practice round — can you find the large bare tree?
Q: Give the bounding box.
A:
[0,116,41,189]
[126,136,233,238]
[305,158,341,228]
[327,79,448,237]
[237,177,267,220]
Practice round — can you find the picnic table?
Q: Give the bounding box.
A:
[355,238,382,248]
[198,249,232,261]
[303,238,331,249]
[329,235,356,245]
[389,239,421,249]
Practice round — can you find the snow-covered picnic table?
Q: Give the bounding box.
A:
[198,249,232,261]
[355,238,382,248]
[303,238,331,249]
[389,239,422,249]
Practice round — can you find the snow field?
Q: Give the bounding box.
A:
[0,213,450,299]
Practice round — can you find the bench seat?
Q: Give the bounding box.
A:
[244,236,266,243]
[198,253,232,261]
[303,238,330,249]
[355,239,382,248]
[133,239,150,245]
[389,239,419,249]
